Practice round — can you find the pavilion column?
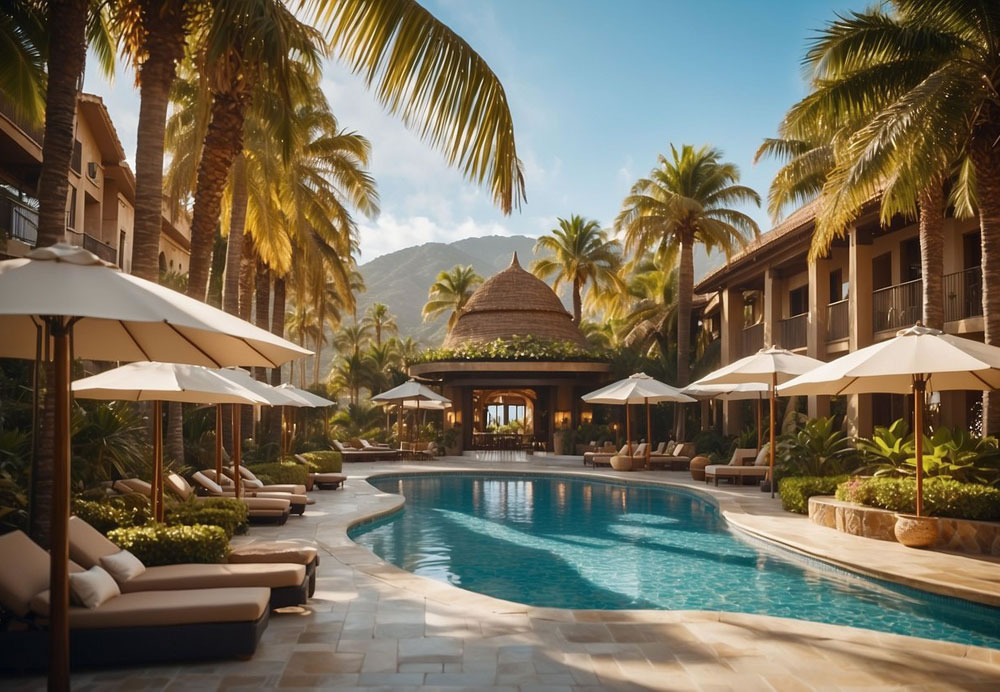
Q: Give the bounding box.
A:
[720,288,745,435]
[807,257,831,419]
[848,226,874,437]
[763,268,780,348]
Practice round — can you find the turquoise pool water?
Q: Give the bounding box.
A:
[350,474,1000,649]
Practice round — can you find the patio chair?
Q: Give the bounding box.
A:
[704,446,767,486]
[67,517,309,608]
[293,454,347,489]
[584,443,634,467]
[115,477,292,525]
[360,438,392,450]
[0,530,270,671]
[204,467,310,499]
[648,442,697,471]
[333,439,389,462]
[190,472,308,515]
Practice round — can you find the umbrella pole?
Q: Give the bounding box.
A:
[645,398,651,470]
[769,374,777,499]
[233,406,242,499]
[154,400,164,522]
[913,377,926,517]
[756,396,762,451]
[215,404,223,479]
[48,318,72,692]
[626,404,632,457]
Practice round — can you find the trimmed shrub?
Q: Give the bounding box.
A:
[165,498,248,538]
[836,477,1000,521]
[778,475,847,514]
[108,523,229,565]
[296,451,343,473]
[72,498,150,534]
[246,461,309,486]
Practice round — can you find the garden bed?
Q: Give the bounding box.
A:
[808,496,1000,556]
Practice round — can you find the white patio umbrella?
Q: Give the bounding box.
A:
[695,347,824,497]
[72,362,270,521]
[0,244,310,688]
[373,380,451,447]
[274,383,335,459]
[778,324,1000,516]
[683,381,770,450]
[582,373,695,468]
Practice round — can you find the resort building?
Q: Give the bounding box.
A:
[0,93,190,272]
[697,200,983,436]
[409,254,611,454]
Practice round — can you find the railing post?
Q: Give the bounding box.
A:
[848,226,873,437]
[721,288,745,435]
[808,258,830,419]
[763,268,779,347]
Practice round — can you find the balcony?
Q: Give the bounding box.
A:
[827,299,849,341]
[873,278,921,333]
[779,313,807,350]
[0,192,38,246]
[741,322,763,357]
[944,266,982,324]
[81,233,117,263]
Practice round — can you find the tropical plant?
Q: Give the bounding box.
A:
[530,215,624,325]
[857,419,913,473]
[836,477,1000,521]
[778,475,849,514]
[754,134,835,222]
[776,416,859,477]
[411,336,606,364]
[422,265,483,331]
[70,401,152,488]
[362,303,397,347]
[0,0,46,124]
[328,352,370,405]
[615,144,760,441]
[330,401,383,441]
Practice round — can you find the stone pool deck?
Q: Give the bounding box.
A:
[14,456,1000,690]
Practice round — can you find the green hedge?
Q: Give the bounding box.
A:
[165,498,248,538]
[836,477,1000,521]
[108,523,229,565]
[295,451,342,473]
[778,475,847,514]
[246,461,309,486]
[409,335,608,364]
[72,498,150,534]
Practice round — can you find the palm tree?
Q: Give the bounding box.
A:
[334,322,372,358]
[530,215,624,325]
[330,400,383,441]
[615,144,760,416]
[423,265,483,332]
[363,342,401,394]
[0,0,46,124]
[328,352,370,406]
[362,303,397,347]
[617,255,681,361]
[753,134,835,223]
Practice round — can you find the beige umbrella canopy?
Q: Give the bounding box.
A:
[0,244,310,688]
[779,324,1000,516]
[373,380,452,445]
[582,373,695,467]
[683,381,770,449]
[696,347,824,497]
[72,362,270,521]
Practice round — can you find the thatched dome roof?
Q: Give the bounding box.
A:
[443,253,587,348]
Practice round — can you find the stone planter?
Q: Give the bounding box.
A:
[893,514,940,548]
[610,455,632,472]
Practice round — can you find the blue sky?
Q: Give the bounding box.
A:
[84,0,850,267]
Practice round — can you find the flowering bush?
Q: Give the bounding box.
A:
[409,335,608,364]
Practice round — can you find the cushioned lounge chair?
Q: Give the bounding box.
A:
[228,541,319,597]
[648,442,697,471]
[333,440,393,462]
[190,472,308,515]
[705,447,766,486]
[584,443,632,467]
[293,454,347,489]
[68,517,309,608]
[118,477,292,525]
[203,468,312,501]
[0,531,270,671]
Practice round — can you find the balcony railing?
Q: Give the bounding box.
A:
[779,313,807,350]
[82,233,117,263]
[741,322,764,357]
[873,278,922,333]
[0,193,38,246]
[827,299,849,341]
[944,266,982,324]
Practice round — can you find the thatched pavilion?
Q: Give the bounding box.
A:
[409,253,611,454]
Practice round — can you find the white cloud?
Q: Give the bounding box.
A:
[358,213,514,263]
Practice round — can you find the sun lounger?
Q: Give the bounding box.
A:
[360,438,392,450]
[293,454,347,489]
[228,541,320,597]
[705,447,766,486]
[333,439,395,462]
[190,472,308,515]
[68,517,309,608]
[0,530,270,671]
[584,444,634,467]
[648,442,697,470]
[204,467,312,500]
[121,476,292,525]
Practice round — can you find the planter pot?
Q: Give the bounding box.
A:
[893,514,939,548]
[304,475,315,492]
[609,455,632,472]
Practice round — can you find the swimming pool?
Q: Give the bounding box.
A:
[349,473,1000,649]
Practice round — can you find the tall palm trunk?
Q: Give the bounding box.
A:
[571,277,582,325]
[254,258,270,382]
[223,153,248,314]
[165,402,184,463]
[270,276,286,386]
[30,0,88,547]
[675,232,694,441]
[238,231,255,321]
[186,87,250,300]
[313,297,325,386]
[972,140,1000,434]
[918,181,945,331]
[130,2,188,280]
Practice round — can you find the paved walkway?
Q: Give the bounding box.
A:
[17,456,1000,690]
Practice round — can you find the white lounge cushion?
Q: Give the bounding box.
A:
[100,549,146,583]
[68,515,120,568]
[754,444,771,466]
[70,566,120,609]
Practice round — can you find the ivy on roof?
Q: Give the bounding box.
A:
[408,335,609,364]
